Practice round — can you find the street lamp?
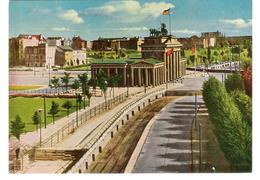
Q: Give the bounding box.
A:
[127,73,130,97]
[166,69,168,90]
[47,57,51,86]
[38,109,43,147]
[104,80,108,107]
[75,93,79,127]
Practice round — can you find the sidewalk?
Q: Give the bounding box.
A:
[18,87,142,149]
[18,83,183,173]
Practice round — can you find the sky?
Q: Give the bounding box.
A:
[9,0,252,40]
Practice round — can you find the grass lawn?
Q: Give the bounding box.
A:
[9,85,43,91]
[63,65,91,71]
[9,97,79,133]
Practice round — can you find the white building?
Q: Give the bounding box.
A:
[72,50,87,65]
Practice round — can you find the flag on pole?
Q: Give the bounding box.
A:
[166,48,174,56]
[162,8,170,15]
[192,47,196,54]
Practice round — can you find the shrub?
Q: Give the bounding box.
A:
[231,90,252,127]
[224,72,245,93]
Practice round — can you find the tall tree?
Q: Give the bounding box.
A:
[48,101,60,124]
[61,72,72,92]
[207,47,211,64]
[71,79,80,94]
[96,71,109,104]
[50,76,60,94]
[89,78,98,96]
[78,73,89,108]
[225,72,245,93]
[108,74,121,98]
[76,94,83,110]
[62,101,73,117]
[32,111,40,131]
[10,115,25,140]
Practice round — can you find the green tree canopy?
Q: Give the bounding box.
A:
[10,115,25,140]
[62,101,73,117]
[225,72,245,93]
[48,101,60,124]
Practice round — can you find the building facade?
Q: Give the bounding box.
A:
[72,36,87,50]
[92,37,143,51]
[55,46,73,67]
[72,50,87,65]
[9,34,45,66]
[24,43,47,67]
[91,35,186,87]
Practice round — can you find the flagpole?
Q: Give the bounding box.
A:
[169,10,171,36]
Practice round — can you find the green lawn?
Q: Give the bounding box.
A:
[9,97,79,133]
[9,85,43,91]
[63,65,91,71]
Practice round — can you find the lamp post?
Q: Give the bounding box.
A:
[48,57,51,86]
[43,96,47,128]
[166,69,168,90]
[104,80,108,107]
[127,73,130,97]
[75,93,79,127]
[38,109,43,147]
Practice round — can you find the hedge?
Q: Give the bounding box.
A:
[203,76,251,171]
[231,90,252,127]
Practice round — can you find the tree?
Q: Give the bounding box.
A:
[108,74,121,98]
[89,78,98,96]
[231,90,252,127]
[78,73,89,108]
[76,94,83,110]
[225,72,245,93]
[62,101,73,117]
[86,89,92,107]
[207,47,211,64]
[71,79,80,94]
[10,115,25,140]
[96,71,108,104]
[50,76,60,94]
[32,111,40,131]
[203,77,251,171]
[61,72,71,92]
[241,61,252,97]
[48,101,60,124]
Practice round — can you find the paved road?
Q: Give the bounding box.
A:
[133,96,204,173]
[132,71,221,173]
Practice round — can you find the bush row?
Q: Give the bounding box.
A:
[202,76,252,171]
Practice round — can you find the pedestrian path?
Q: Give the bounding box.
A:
[18,87,142,149]
[132,96,204,173]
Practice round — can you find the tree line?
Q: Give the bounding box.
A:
[202,72,252,171]
[10,71,122,140]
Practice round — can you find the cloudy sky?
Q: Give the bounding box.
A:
[9,0,252,40]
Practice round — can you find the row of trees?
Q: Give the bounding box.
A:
[10,71,122,140]
[186,46,251,68]
[202,74,252,171]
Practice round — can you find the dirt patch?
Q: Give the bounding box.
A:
[86,96,180,173]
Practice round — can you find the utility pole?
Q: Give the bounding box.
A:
[43,96,47,128]
[38,109,43,147]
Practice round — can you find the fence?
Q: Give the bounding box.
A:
[66,88,165,173]
[9,87,71,95]
[38,91,128,148]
